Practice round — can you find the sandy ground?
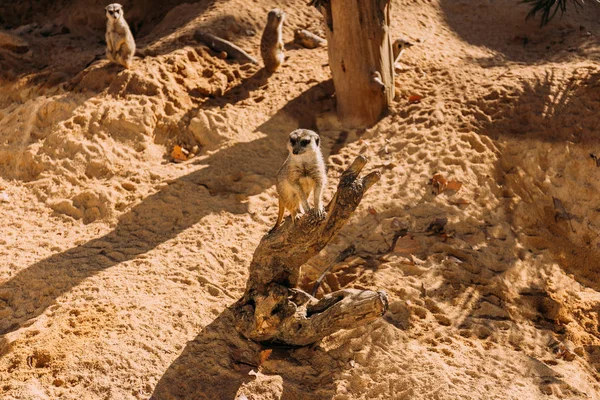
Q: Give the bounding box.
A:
[1,0,600,399]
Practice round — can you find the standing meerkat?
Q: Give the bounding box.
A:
[272,129,327,232]
[105,3,135,68]
[260,9,285,74]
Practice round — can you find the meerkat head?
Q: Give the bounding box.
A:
[393,38,414,54]
[267,9,286,27]
[288,129,321,156]
[105,3,124,21]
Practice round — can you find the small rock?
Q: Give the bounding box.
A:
[245,29,256,36]
[121,182,136,191]
[434,313,451,326]
[189,112,225,150]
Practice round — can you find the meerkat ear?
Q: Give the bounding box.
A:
[315,137,320,147]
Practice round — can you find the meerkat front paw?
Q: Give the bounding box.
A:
[307,207,326,223]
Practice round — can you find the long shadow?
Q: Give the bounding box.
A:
[439,0,600,65]
[0,78,331,335]
[151,309,344,399]
[473,70,600,291]
[461,69,600,381]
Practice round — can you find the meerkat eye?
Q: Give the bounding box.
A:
[290,138,297,146]
[301,139,310,146]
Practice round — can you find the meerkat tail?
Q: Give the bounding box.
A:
[275,198,285,229]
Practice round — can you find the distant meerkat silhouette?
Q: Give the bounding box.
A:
[272,129,327,232]
[105,3,135,68]
[260,9,285,74]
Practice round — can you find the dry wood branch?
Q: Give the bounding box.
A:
[194,31,258,64]
[232,156,388,345]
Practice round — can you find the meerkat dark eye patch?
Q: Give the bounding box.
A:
[290,138,297,146]
[301,139,310,146]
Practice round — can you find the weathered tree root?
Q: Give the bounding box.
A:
[232,155,388,346]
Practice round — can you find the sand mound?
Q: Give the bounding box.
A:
[1,0,600,399]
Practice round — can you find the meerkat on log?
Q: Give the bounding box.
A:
[260,9,285,73]
[105,3,135,68]
[272,129,327,232]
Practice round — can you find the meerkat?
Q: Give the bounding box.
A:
[392,37,414,65]
[260,9,285,74]
[272,129,327,231]
[105,3,135,68]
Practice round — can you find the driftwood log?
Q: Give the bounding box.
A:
[310,0,394,128]
[194,31,258,64]
[232,156,388,346]
[293,29,326,49]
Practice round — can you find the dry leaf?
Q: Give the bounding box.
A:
[446,180,462,192]
[171,145,188,162]
[258,349,272,366]
[430,174,462,195]
[393,234,421,255]
[408,94,423,104]
[430,174,447,195]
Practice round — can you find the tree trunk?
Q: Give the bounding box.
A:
[232,156,388,346]
[320,0,394,128]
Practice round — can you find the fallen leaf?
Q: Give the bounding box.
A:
[393,234,421,255]
[430,174,447,195]
[408,94,423,104]
[426,218,448,235]
[171,145,188,162]
[430,174,462,195]
[446,180,462,192]
[258,349,272,366]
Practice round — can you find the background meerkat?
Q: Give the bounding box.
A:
[272,129,327,231]
[260,9,285,74]
[105,3,135,69]
[392,37,414,64]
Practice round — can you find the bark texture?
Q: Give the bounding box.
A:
[320,0,394,128]
[232,156,388,346]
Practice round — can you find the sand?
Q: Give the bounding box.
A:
[1,0,600,399]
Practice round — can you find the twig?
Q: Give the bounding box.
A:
[193,31,258,64]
